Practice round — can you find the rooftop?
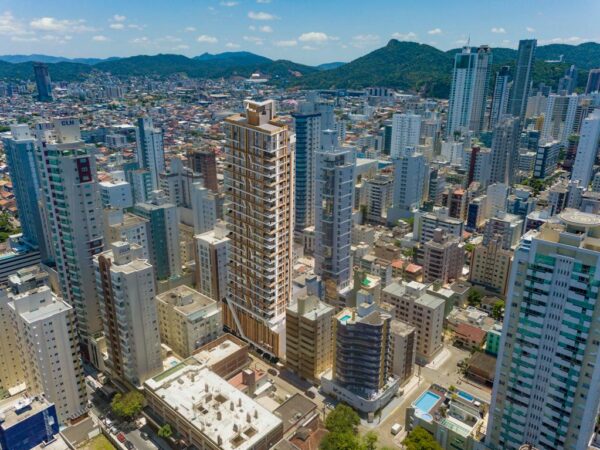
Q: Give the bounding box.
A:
[145,362,281,450]
[156,285,217,316]
[0,395,54,429]
[193,335,244,368]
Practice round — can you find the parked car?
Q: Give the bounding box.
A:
[140,432,149,440]
[117,432,126,443]
[391,423,403,435]
[125,441,134,449]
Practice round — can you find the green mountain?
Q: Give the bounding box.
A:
[317,62,346,71]
[193,51,272,66]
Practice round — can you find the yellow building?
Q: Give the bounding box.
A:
[469,236,513,296]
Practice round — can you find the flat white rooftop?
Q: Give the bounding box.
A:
[194,338,242,367]
[145,363,281,450]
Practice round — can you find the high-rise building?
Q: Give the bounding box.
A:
[285,295,335,383]
[9,286,86,423]
[292,103,321,237]
[469,235,512,295]
[585,68,600,94]
[423,228,464,284]
[533,141,560,179]
[99,179,133,209]
[315,130,355,305]
[390,113,421,158]
[447,46,492,136]
[33,62,52,102]
[191,183,217,234]
[388,146,427,222]
[541,93,579,146]
[364,174,394,224]
[160,157,202,208]
[484,211,523,249]
[0,289,25,392]
[557,65,578,94]
[571,110,600,188]
[34,118,104,351]
[104,209,150,260]
[129,169,153,204]
[133,191,181,280]
[487,210,600,450]
[94,242,162,386]
[507,39,536,121]
[463,145,492,187]
[135,117,164,190]
[489,116,521,185]
[489,66,511,129]
[194,225,229,303]
[156,285,222,358]
[2,125,50,261]
[187,148,218,193]
[223,100,294,359]
[322,301,399,413]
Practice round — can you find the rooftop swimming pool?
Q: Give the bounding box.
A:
[458,390,474,402]
[339,314,352,323]
[414,391,441,413]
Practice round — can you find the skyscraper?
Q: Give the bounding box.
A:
[135,117,165,190]
[585,68,600,94]
[487,210,600,450]
[94,242,162,386]
[489,66,511,129]
[390,113,421,158]
[571,110,600,188]
[223,100,294,359]
[2,125,50,261]
[314,130,355,306]
[35,118,104,352]
[507,39,536,121]
[489,116,521,185]
[292,103,321,237]
[557,64,578,94]
[388,146,427,222]
[446,45,492,136]
[541,93,579,146]
[33,62,52,102]
[188,148,218,193]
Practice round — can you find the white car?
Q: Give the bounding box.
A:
[391,423,403,435]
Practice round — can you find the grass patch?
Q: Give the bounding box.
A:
[78,434,116,450]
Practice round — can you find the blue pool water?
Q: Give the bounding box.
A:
[414,391,441,413]
[458,390,474,402]
[339,314,352,323]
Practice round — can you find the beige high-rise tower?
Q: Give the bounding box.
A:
[223,100,294,359]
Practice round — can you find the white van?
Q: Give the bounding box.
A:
[391,423,403,435]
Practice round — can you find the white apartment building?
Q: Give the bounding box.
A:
[9,286,86,423]
[390,113,421,158]
[195,224,230,303]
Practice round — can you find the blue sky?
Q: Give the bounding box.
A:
[1,0,599,65]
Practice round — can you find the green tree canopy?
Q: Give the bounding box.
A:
[110,391,144,420]
[158,423,172,438]
[403,426,443,450]
[324,404,360,434]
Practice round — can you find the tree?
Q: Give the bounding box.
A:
[320,431,360,450]
[158,424,172,438]
[110,391,144,420]
[324,404,360,434]
[362,431,378,450]
[492,300,505,320]
[467,289,482,307]
[403,426,443,450]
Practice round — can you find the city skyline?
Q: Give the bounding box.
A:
[0,0,599,64]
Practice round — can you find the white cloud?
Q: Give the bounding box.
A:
[243,35,264,45]
[427,28,442,35]
[249,25,256,31]
[11,35,38,42]
[92,35,108,42]
[173,44,190,50]
[526,26,535,33]
[128,24,144,30]
[184,26,196,32]
[30,17,94,33]
[275,39,297,47]
[298,31,330,43]
[197,34,218,43]
[159,35,182,43]
[248,11,276,20]
[109,23,124,29]
[392,31,417,41]
[225,42,240,48]
[131,36,149,44]
[540,36,589,45]
[113,14,126,22]
[0,11,29,36]
[455,38,468,45]
[257,0,271,3]
[302,45,317,51]
[352,34,379,48]
[491,27,506,34]
[259,25,273,33]
[220,1,239,6]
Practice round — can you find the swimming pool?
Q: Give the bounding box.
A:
[339,314,352,323]
[458,390,474,402]
[414,391,441,413]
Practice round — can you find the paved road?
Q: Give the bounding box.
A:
[372,344,492,449]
